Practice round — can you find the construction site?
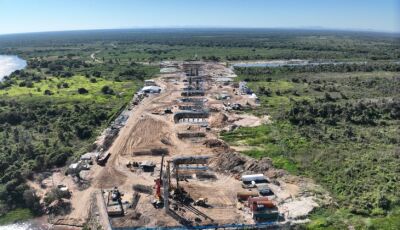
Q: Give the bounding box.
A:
[29,61,330,230]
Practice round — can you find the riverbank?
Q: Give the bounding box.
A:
[0,55,27,80]
[0,209,50,230]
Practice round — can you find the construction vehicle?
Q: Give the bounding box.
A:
[107,187,124,216]
[111,187,122,201]
[96,152,111,166]
[193,197,208,207]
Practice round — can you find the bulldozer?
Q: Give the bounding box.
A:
[193,197,208,207]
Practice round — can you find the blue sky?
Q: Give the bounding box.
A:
[0,0,399,34]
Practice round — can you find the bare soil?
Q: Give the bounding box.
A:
[29,62,330,229]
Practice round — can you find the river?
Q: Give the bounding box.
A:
[0,55,27,81]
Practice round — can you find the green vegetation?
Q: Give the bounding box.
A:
[222,122,305,173]
[223,67,400,228]
[306,207,400,230]
[0,29,399,227]
[0,41,158,222]
[1,29,399,62]
[0,208,33,225]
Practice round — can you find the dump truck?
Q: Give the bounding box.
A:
[194,198,208,207]
[97,152,111,166]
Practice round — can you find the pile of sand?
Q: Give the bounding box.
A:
[125,114,175,152]
[209,113,229,128]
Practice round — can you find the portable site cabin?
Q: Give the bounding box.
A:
[140,161,156,172]
[141,86,161,94]
[67,162,82,175]
[257,183,274,196]
[241,174,268,187]
[252,208,280,222]
[144,80,157,86]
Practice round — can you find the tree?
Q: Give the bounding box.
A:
[77,88,89,94]
[44,89,53,95]
[101,85,114,95]
[75,125,92,139]
[93,71,101,78]
[23,189,42,214]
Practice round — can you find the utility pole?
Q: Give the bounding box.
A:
[159,154,165,182]
[175,163,179,190]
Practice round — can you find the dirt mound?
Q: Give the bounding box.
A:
[177,132,206,139]
[93,167,127,188]
[133,184,153,194]
[203,139,228,148]
[209,113,229,128]
[209,151,273,174]
[122,114,175,154]
[132,148,169,156]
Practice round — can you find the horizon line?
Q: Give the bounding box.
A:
[1,26,399,37]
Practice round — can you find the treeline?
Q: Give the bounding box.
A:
[288,98,400,126]
[29,59,92,78]
[0,100,112,216]
[29,58,90,70]
[235,62,400,81]
[1,29,399,61]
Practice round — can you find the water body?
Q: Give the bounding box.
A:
[0,221,50,230]
[0,55,27,81]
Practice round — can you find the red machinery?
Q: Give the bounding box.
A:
[248,197,276,211]
[154,178,162,199]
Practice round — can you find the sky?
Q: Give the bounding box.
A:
[0,0,399,35]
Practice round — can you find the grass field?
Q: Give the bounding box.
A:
[0,75,139,103]
[0,209,33,225]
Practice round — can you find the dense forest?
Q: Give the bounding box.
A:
[1,29,399,62]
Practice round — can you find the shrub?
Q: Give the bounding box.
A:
[77,88,88,94]
[43,90,53,95]
[101,85,114,95]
